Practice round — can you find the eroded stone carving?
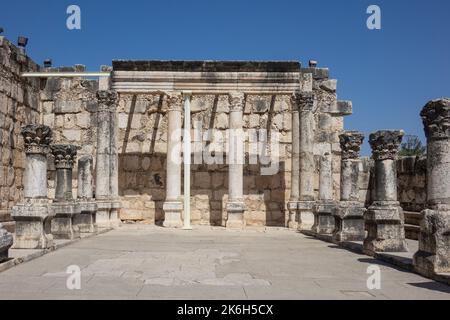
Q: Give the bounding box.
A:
[364,130,408,254]
[414,98,450,277]
[333,131,366,242]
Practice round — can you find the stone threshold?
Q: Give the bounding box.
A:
[0,228,112,274]
[300,230,450,286]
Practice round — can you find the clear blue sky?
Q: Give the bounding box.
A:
[1,0,449,155]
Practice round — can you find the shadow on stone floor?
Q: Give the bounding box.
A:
[407,281,450,294]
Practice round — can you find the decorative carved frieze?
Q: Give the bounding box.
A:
[369,130,404,161]
[420,98,450,141]
[51,144,78,169]
[299,92,314,112]
[21,124,52,154]
[339,131,364,160]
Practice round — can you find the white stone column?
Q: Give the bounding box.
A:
[298,92,315,230]
[312,152,335,235]
[75,156,98,233]
[287,93,300,229]
[226,91,246,229]
[414,98,450,277]
[12,124,55,249]
[163,92,183,228]
[95,90,119,228]
[332,131,366,242]
[364,130,408,254]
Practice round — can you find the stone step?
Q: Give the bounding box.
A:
[405,224,420,240]
[404,211,422,226]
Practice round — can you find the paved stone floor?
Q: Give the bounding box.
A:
[0,224,449,300]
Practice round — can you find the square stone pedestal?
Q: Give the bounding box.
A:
[226,202,246,229]
[51,202,81,240]
[413,208,450,277]
[287,201,299,229]
[74,201,98,233]
[297,201,315,231]
[332,202,366,242]
[96,200,122,229]
[312,201,336,235]
[11,200,55,249]
[364,202,408,254]
[0,224,13,262]
[163,201,183,228]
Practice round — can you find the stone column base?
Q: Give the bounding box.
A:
[0,224,13,263]
[413,208,450,277]
[51,202,81,240]
[297,201,315,231]
[163,201,183,228]
[312,201,336,235]
[96,200,122,229]
[287,201,299,229]
[226,202,246,229]
[11,200,55,249]
[363,202,408,254]
[74,201,98,233]
[332,202,366,242]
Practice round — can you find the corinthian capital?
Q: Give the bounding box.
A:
[369,130,404,161]
[299,92,314,112]
[339,131,364,160]
[96,90,118,111]
[290,92,302,112]
[165,91,183,112]
[51,144,79,169]
[420,98,450,141]
[228,91,245,112]
[21,124,52,154]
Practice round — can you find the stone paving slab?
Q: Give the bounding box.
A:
[0,224,449,300]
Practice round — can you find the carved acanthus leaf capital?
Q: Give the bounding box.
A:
[51,144,79,169]
[299,92,314,112]
[339,131,364,160]
[165,91,183,111]
[420,98,450,140]
[369,130,404,161]
[290,92,302,112]
[228,91,245,112]
[20,124,52,154]
[96,90,118,111]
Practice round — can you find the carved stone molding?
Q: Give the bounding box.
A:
[228,91,245,112]
[420,98,450,141]
[21,124,52,154]
[51,144,78,169]
[290,92,301,112]
[339,131,364,160]
[369,130,404,161]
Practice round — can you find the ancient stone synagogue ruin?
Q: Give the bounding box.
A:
[0,36,448,284]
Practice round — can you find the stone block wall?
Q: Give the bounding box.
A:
[397,156,427,212]
[0,36,40,232]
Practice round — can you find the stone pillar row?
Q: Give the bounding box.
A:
[7,90,120,251]
[162,91,247,229]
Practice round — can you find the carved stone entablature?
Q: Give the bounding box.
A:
[21,124,52,154]
[228,91,245,112]
[369,130,404,161]
[51,144,78,169]
[165,91,183,112]
[299,92,314,112]
[96,90,118,112]
[339,131,364,160]
[420,98,450,141]
[290,92,301,112]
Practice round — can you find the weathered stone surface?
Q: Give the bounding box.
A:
[51,202,81,240]
[364,130,407,254]
[0,223,13,262]
[414,98,450,277]
[51,144,78,202]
